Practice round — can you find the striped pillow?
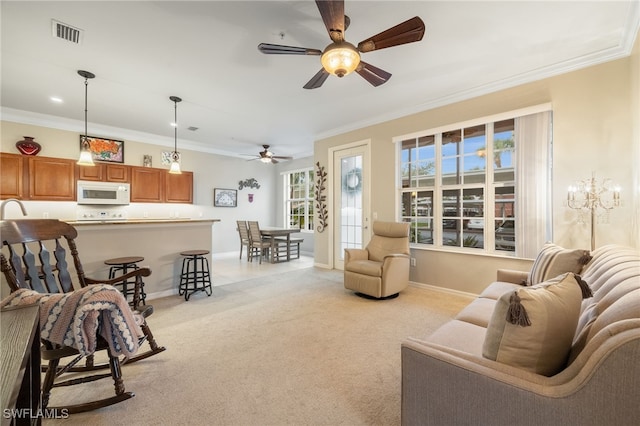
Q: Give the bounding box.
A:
[527,243,591,285]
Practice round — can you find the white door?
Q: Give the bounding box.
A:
[332,142,370,270]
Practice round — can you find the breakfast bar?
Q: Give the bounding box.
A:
[68,219,220,300]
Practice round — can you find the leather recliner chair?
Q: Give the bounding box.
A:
[344,221,411,299]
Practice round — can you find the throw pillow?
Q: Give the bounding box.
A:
[482,272,589,376]
[527,243,591,285]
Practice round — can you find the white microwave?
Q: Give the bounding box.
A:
[77,180,130,205]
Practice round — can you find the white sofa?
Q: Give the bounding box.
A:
[401,244,640,426]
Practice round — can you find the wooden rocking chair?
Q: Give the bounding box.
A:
[0,219,165,413]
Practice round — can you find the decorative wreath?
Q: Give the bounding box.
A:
[342,168,362,193]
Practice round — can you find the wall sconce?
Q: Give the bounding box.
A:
[567,172,621,250]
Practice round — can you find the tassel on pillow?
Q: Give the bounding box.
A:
[578,251,592,265]
[506,292,531,327]
[574,274,593,299]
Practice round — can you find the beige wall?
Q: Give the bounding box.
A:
[315,43,639,294]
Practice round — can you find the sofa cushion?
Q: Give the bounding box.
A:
[482,272,583,376]
[528,243,591,285]
[455,297,498,328]
[425,319,486,357]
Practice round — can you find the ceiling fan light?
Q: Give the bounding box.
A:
[260,157,272,164]
[321,42,360,77]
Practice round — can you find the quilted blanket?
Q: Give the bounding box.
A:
[1,284,144,358]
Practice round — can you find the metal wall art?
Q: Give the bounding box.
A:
[314,161,328,233]
[238,178,260,190]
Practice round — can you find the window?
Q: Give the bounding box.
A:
[398,108,552,257]
[284,168,314,232]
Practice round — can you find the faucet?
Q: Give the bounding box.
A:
[0,198,28,220]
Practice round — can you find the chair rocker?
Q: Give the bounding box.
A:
[0,219,165,413]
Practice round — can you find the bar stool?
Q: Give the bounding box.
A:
[179,250,212,301]
[104,256,146,307]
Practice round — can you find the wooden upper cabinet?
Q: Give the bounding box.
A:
[1,152,192,204]
[28,156,76,201]
[78,163,129,182]
[130,166,163,203]
[105,164,129,182]
[78,164,103,181]
[165,171,193,203]
[0,153,25,199]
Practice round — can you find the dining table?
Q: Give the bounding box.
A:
[259,227,301,263]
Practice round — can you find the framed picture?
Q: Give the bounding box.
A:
[80,135,124,163]
[214,188,237,207]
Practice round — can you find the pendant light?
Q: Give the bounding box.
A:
[77,70,96,166]
[169,96,182,174]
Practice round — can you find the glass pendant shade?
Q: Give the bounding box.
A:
[77,70,96,166]
[169,153,181,174]
[77,144,95,166]
[321,42,360,77]
[169,96,182,174]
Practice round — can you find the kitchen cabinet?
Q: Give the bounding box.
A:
[165,171,193,203]
[0,153,25,199]
[28,156,76,201]
[130,166,163,203]
[1,152,192,204]
[78,163,129,182]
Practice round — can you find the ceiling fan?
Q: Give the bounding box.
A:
[246,145,293,164]
[257,0,425,89]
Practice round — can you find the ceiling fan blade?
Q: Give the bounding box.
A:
[356,61,392,87]
[303,68,330,90]
[357,16,425,53]
[272,155,294,160]
[271,158,280,164]
[258,43,322,55]
[315,0,345,42]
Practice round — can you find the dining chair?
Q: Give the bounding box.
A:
[247,221,271,264]
[236,220,250,260]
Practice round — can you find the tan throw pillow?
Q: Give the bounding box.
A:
[527,243,591,285]
[482,272,586,376]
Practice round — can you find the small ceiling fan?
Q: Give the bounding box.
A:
[258,0,425,89]
[246,145,293,164]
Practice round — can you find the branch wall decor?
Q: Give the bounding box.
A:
[315,161,328,233]
[239,178,260,190]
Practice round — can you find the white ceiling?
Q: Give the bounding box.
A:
[1,1,638,160]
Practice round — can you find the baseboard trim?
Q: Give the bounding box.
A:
[409,281,478,299]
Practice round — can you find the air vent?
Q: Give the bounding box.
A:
[187,126,199,131]
[52,19,83,44]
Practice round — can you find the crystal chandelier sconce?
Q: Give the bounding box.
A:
[567,172,621,250]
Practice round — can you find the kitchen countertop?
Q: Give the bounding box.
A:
[65,218,220,226]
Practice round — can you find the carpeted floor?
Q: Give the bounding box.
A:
[44,267,472,426]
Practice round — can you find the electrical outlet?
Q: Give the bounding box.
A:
[410,257,416,267]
